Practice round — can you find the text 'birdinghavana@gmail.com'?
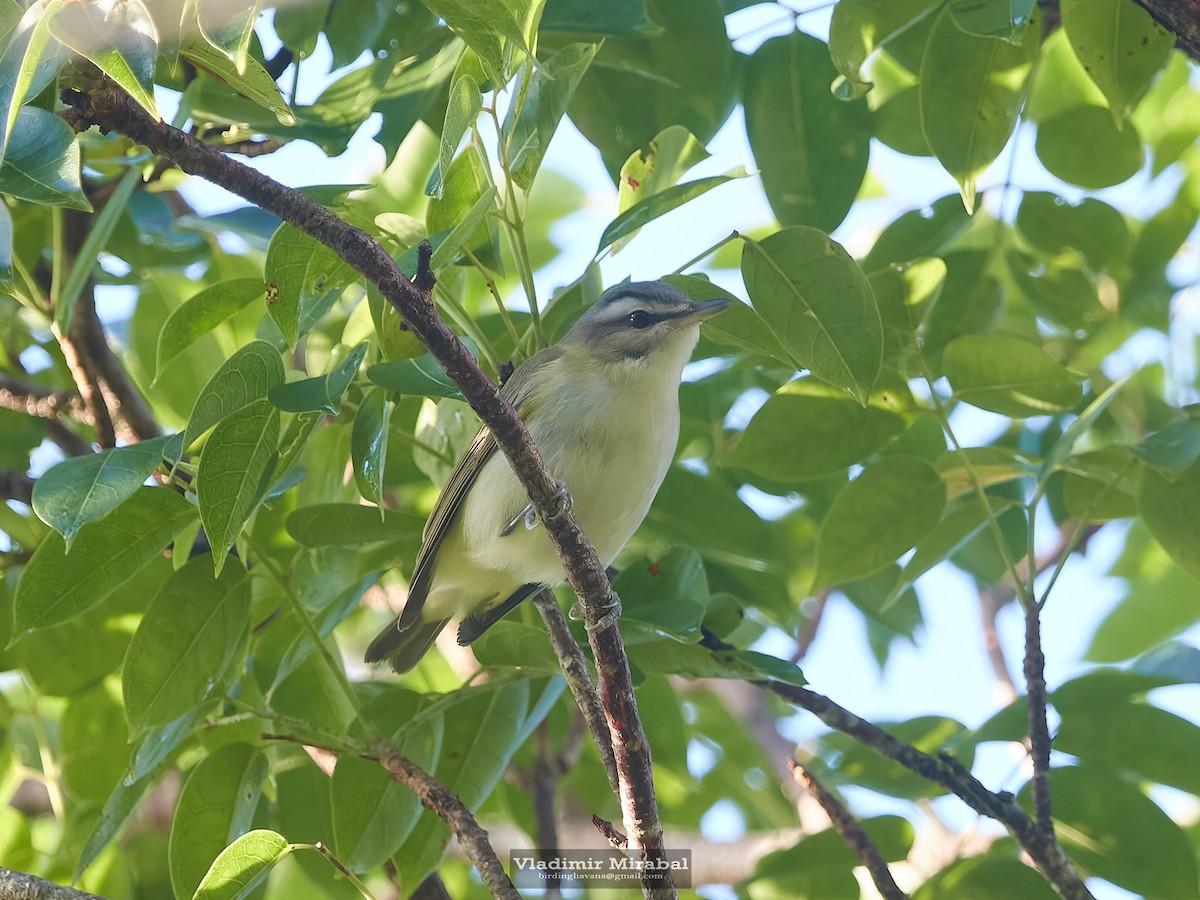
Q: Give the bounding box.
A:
[509,849,693,888]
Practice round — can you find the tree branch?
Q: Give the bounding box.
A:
[1131,0,1200,62]
[0,375,89,422]
[534,590,620,793]
[787,759,908,900]
[376,740,521,900]
[62,75,669,899]
[1023,598,1053,835]
[763,681,1094,900]
[0,469,34,505]
[0,867,106,900]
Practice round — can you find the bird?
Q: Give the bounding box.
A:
[364,280,730,673]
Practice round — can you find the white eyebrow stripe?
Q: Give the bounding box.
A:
[596,297,645,321]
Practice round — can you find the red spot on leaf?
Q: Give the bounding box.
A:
[647,562,661,576]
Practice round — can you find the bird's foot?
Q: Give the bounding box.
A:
[499,479,572,537]
[570,592,623,634]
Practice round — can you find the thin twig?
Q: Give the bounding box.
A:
[376,741,521,900]
[0,470,34,505]
[1023,600,1053,835]
[534,590,620,793]
[788,759,908,900]
[764,681,1093,900]
[591,814,628,849]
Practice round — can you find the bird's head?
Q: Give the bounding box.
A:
[561,281,730,371]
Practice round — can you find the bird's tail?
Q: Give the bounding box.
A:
[364,617,450,673]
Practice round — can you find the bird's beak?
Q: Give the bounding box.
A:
[673,297,731,326]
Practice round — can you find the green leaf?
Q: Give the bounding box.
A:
[815,457,947,587]
[504,42,597,190]
[264,224,358,346]
[741,227,882,403]
[1026,28,1107,121]
[1061,447,1140,522]
[75,769,162,882]
[285,503,424,546]
[629,641,806,684]
[1015,192,1129,272]
[193,830,291,900]
[0,107,89,210]
[332,691,442,872]
[917,852,1060,900]
[0,199,10,294]
[1056,696,1200,795]
[60,681,130,803]
[1060,0,1173,123]
[0,0,64,165]
[863,194,971,271]
[183,341,284,450]
[13,488,194,637]
[1035,105,1143,189]
[616,548,709,642]
[156,279,265,377]
[949,0,1036,39]
[568,0,735,176]
[366,354,465,398]
[616,125,707,217]
[197,398,280,572]
[55,167,140,333]
[1138,460,1200,581]
[428,183,498,268]
[539,0,658,37]
[396,680,555,886]
[179,39,295,126]
[472,621,560,671]
[813,716,972,799]
[1018,765,1199,897]
[827,0,939,98]
[919,6,1038,210]
[428,73,482,199]
[728,381,905,481]
[943,334,1083,417]
[122,556,251,733]
[420,0,547,84]
[267,341,367,413]
[51,0,158,116]
[1128,418,1200,475]
[351,386,391,507]
[597,170,744,253]
[32,434,172,547]
[169,744,268,900]
[1007,253,1106,332]
[744,31,871,232]
[197,0,261,75]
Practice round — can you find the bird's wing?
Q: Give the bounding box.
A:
[394,345,561,631]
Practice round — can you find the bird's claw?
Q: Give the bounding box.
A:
[570,592,623,634]
[499,479,573,537]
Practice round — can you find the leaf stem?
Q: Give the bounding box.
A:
[290,842,377,899]
[670,229,743,274]
[465,246,524,359]
[432,282,503,373]
[245,537,369,727]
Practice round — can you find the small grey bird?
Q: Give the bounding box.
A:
[365,281,729,672]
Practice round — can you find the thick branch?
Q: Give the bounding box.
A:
[0,469,34,504]
[787,759,907,900]
[376,741,520,900]
[1132,0,1200,62]
[0,867,106,900]
[764,682,1094,900]
[63,77,669,899]
[0,376,89,422]
[534,591,620,793]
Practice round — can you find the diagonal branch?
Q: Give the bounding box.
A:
[1131,0,1200,62]
[376,741,521,900]
[763,681,1093,900]
[0,469,34,504]
[787,759,907,900]
[534,590,620,793]
[0,375,90,422]
[64,76,670,900]
[0,866,105,900]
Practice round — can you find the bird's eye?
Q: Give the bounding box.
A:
[628,310,652,329]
